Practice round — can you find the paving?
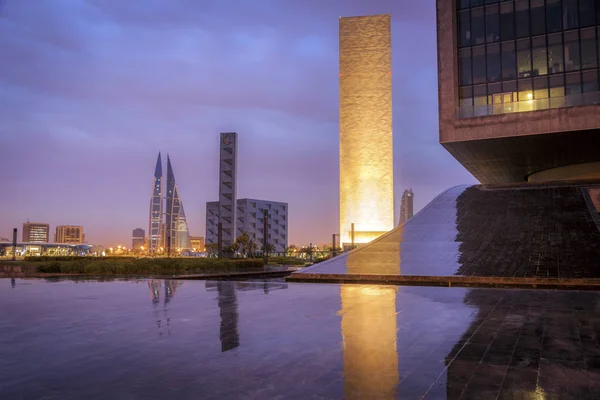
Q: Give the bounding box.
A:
[3,278,600,399]
[293,183,600,285]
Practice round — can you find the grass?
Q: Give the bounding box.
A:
[30,257,264,275]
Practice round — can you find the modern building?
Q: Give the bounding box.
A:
[439,0,600,183]
[55,225,84,244]
[189,236,205,252]
[22,222,49,243]
[165,155,191,253]
[132,228,145,250]
[218,132,238,248]
[399,189,414,226]
[206,199,288,253]
[148,152,163,253]
[339,14,394,247]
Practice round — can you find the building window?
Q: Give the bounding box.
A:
[486,5,500,43]
[562,0,578,30]
[534,76,549,99]
[531,0,546,36]
[460,48,472,85]
[581,28,597,69]
[474,84,487,106]
[564,30,581,71]
[472,7,485,45]
[582,69,599,93]
[546,0,563,33]
[459,10,471,47]
[579,0,595,28]
[566,72,582,95]
[500,2,514,41]
[502,41,516,80]
[548,33,564,73]
[532,36,548,76]
[487,43,501,82]
[549,74,565,97]
[515,0,530,39]
[473,46,486,84]
[518,78,533,101]
[517,39,532,78]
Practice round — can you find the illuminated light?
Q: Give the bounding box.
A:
[527,93,533,99]
[339,73,343,77]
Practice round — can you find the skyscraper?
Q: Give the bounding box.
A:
[55,225,84,244]
[219,132,238,248]
[132,228,145,250]
[399,189,414,226]
[148,152,163,253]
[339,14,394,247]
[165,155,191,253]
[22,222,49,243]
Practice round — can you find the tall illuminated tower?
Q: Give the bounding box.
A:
[339,14,394,246]
[148,152,163,253]
[165,155,191,253]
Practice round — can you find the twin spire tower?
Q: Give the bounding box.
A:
[148,152,191,254]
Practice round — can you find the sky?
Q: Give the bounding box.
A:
[0,0,477,247]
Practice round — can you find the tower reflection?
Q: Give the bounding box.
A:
[147,279,183,337]
[217,281,240,352]
[340,237,400,398]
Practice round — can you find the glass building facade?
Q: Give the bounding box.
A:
[165,155,191,252]
[458,0,600,117]
[149,153,163,253]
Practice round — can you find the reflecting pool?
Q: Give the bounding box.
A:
[1,278,600,399]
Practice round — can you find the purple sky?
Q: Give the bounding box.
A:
[0,0,477,247]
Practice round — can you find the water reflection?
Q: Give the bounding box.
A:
[205,280,289,352]
[340,285,399,398]
[147,280,183,337]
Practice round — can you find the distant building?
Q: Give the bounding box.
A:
[219,132,238,248]
[149,152,163,253]
[165,155,191,252]
[132,228,145,250]
[190,236,205,252]
[206,199,288,253]
[399,189,414,226]
[55,225,85,244]
[22,222,49,243]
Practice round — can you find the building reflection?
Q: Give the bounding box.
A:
[205,279,288,352]
[340,243,400,397]
[147,279,183,337]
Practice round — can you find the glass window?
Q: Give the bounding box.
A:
[548,33,564,74]
[500,3,514,41]
[488,82,502,95]
[486,5,500,43]
[582,70,599,92]
[531,0,546,36]
[581,28,597,69]
[460,48,473,86]
[460,86,473,107]
[503,80,517,93]
[532,36,548,76]
[502,41,517,80]
[579,0,595,28]
[487,43,501,82]
[549,74,565,97]
[459,0,470,10]
[564,31,581,71]
[566,72,582,95]
[473,84,487,105]
[515,0,530,38]
[562,0,579,31]
[534,76,549,98]
[486,0,498,4]
[459,10,471,47]
[473,46,487,84]
[517,39,532,78]
[472,0,484,6]
[546,0,562,33]
[518,78,533,100]
[472,8,485,45]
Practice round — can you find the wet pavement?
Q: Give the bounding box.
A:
[3,278,600,399]
[301,183,600,279]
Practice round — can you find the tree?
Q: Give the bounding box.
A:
[233,231,253,257]
[285,244,297,257]
[205,242,218,257]
[262,243,275,254]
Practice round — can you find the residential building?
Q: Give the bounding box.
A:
[399,189,414,226]
[55,225,84,244]
[206,199,288,253]
[339,14,394,246]
[148,152,163,252]
[190,236,205,252]
[219,132,238,248]
[440,0,600,183]
[165,155,191,253]
[22,222,49,243]
[132,228,145,250]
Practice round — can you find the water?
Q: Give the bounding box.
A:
[2,278,600,399]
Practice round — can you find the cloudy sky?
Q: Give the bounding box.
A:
[0,0,476,247]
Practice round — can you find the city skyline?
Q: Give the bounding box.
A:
[0,0,477,247]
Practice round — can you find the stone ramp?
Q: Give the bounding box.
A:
[289,182,600,286]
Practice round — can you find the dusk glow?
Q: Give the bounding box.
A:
[0,0,476,247]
